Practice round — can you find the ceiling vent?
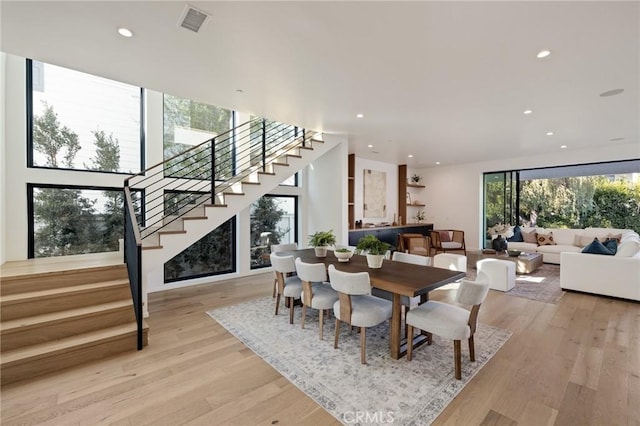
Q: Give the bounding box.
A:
[178,5,210,33]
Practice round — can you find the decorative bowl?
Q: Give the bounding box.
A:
[507,249,522,257]
[334,250,354,262]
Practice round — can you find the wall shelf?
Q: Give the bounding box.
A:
[406,183,425,188]
[347,154,355,229]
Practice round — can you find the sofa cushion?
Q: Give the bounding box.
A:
[581,238,614,255]
[522,230,538,244]
[545,228,575,245]
[439,230,451,242]
[616,239,640,257]
[537,232,556,246]
[607,233,622,244]
[603,239,618,255]
[507,225,524,242]
[574,233,599,247]
[506,242,537,252]
[536,244,581,255]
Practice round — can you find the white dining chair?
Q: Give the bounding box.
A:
[270,243,298,297]
[328,265,392,364]
[405,277,490,380]
[295,258,339,340]
[270,253,302,324]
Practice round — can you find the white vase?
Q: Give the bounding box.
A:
[366,254,385,268]
[314,246,328,257]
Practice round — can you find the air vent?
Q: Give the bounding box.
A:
[178,5,210,33]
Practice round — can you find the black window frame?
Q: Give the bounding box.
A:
[250,194,299,270]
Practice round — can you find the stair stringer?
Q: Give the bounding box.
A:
[141,138,339,271]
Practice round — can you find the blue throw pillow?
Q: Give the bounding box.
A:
[581,238,614,255]
[507,225,524,242]
[603,238,618,255]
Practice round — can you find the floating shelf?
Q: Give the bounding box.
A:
[408,204,425,207]
[407,183,425,188]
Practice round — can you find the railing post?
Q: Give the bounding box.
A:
[302,128,306,148]
[261,119,267,172]
[211,137,216,202]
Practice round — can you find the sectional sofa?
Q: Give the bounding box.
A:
[507,227,640,301]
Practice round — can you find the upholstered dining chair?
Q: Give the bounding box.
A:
[294,258,339,340]
[270,243,298,297]
[405,277,490,380]
[429,230,466,256]
[270,253,303,324]
[328,265,393,364]
[396,233,430,257]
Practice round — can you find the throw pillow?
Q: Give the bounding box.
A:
[581,238,614,255]
[439,230,450,242]
[537,232,556,246]
[573,234,584,247]
[507,225,524,242]
[603,239,618,255]
[578,234,598,247]
[607,233,622,244]
[615,239,640,257]
[522,230,538,244]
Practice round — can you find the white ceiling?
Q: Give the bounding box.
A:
[2,1,638,168]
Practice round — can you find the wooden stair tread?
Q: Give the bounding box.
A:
[1,279,129,304]
[222,192,245,196]
[205,203,228,207]
[1,322,147,364]
[1,300,132,333]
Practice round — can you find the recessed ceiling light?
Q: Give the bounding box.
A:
[117,27,134,38]
[523,109,533,115]
[536,50,551,58]
[367,144,373,148]
[560,145,567,149]
[546,131,554,136]
[435,161,441,165]
[235,89,243,94]
[599,88,624,97]
[356,113,364,118]
[610,137,625,142]
[408,154,413,158]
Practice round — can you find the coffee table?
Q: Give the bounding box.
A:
[467,250,543,274]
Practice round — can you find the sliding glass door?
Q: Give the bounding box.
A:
[483,171,518,248]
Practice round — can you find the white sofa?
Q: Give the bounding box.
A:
[507,227,640,301]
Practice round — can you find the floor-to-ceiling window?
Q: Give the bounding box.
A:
[250,195,298,269]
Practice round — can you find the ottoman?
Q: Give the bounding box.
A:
[477,258,516,292]
[433,253,467,272]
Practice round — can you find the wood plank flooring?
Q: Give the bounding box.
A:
[1,268,638,425]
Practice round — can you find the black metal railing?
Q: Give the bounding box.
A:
[123,188,143,350]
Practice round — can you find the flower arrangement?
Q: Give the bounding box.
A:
[486,223,513,239]
[414,210,425,222]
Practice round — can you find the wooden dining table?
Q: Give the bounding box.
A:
[283,248,466,359]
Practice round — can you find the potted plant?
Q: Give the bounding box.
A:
[411,174,421,184]
[334,247,354,262]
[414,210,425,223]
[308,230,336,257]
[355,234,390,268]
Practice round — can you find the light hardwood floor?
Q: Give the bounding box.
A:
[1,268,638,425]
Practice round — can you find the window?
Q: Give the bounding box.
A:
[28,60,142,173]
[250,195,298,269]
[163,94,232,179]
[29,185,125,258]
[164,217,236,282]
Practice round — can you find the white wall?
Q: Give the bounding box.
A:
[354,157,398,225]
[419,143,640,251]
[0,53,6,264]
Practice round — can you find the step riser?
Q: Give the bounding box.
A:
[1,306,136,351]
[1,328,149,385]
[0,265,127,296]
[1,285,132,321]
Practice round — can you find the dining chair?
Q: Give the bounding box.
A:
[397,233,430,257]
[328,265,393,364]
[429,230,466,256]
[405,277,490,380]
[270,243,298,297]
[295,258,339,340]
[270,253,303,324]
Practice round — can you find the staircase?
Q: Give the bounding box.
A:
[0,255,148,385]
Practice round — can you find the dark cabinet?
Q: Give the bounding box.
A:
[348,224,433,250]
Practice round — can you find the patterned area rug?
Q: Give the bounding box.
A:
[207,297,511,425]
[466,263,564,304]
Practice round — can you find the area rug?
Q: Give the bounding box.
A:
[207,297,511,425]
[466,263,564,304]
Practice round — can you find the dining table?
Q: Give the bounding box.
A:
[282,248,466,359]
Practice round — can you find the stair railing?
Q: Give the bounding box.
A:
[123,118,319,349]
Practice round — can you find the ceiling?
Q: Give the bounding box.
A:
[2,1,638,168]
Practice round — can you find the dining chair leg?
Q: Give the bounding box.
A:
[406,325,414,361]
[334,319,341,349]
[454,340,462,380]
[272,278,277,298]
[360,327,366,365]
[426,332,433,345]
[301,304,307,329]
[468,334,475,362]
[319,309,324,340]
[275,293,281,315]
[288,298,295,324]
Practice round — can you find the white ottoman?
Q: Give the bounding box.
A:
[433,253,467,272]
[477,259,516,292]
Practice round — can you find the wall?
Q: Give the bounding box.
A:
[354,157,398,225]
[0,53,6,264]
[419,143,640,250]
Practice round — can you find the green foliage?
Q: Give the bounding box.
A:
[355,234,390,255]
[86,130,120,172]
[250,196,287,267]
[308,230,336,247]
[582,180,640,232]
[33,101,80,168]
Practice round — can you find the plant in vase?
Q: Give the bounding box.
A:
[308,230,336,257]
[355,234,391,268]
[411,174,421,184]
[414,210,425,223]
[334,247,354,262]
